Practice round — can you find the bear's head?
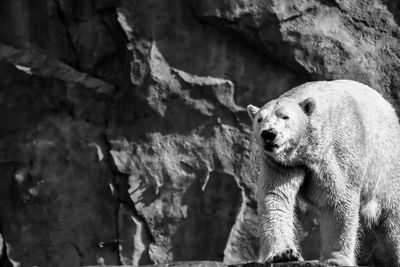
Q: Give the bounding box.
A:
[247,97,315,164]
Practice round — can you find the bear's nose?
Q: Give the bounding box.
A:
[261,130,276,142]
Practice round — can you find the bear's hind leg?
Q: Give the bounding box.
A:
[376,209,400,267]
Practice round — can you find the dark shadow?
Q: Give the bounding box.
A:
[382,0,400,26]
[0,163,15,267]
[171,171,242,261]
[296,205,321,261]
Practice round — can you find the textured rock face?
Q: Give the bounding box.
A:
[0,0,127,266]
[194,0,400,111]
[107,40,259,264]
[0,63,119,266]
[0,0,399,266]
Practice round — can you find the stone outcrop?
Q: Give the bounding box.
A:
[106,38,259,264]
[0,0,399,266]
[194,0,400,111]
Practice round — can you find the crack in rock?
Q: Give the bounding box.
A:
[0,42,115,94]
[102,133,154,265]
[52,0,81,70]
[69,242,84,266]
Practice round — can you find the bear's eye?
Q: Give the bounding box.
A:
[282,115,289,120]
[257,117,262,123]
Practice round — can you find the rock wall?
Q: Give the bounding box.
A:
[0,0,398,266]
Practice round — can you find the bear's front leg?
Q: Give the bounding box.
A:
[257,166,304,263]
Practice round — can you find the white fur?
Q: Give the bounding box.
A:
[249,80,400,266]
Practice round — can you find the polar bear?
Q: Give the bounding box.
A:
[247,80,400,266]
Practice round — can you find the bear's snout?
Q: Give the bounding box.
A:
[261,130,277,142]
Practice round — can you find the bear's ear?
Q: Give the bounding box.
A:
[299,97,316,116]
[247,104,260,120]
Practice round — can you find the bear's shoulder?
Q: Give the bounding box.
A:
[280,80,391,114]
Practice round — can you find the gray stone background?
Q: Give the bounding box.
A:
[0,0,399,266]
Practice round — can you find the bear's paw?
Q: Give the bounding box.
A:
[265,248,303,263]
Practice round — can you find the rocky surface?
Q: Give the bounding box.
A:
[84,260,335,267]
[194,0,400,112]
[0,0,398,266]
[107,38,259,264]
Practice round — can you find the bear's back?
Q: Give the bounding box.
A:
[281,80,400,138]
[282,80,400,191]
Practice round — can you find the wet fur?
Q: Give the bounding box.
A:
[248,80,400,266]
